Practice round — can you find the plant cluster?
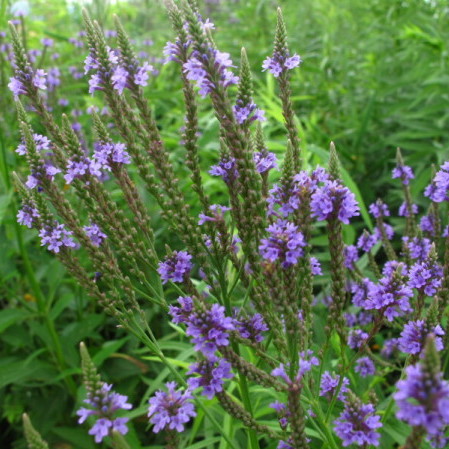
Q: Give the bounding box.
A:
[6,1,449,448]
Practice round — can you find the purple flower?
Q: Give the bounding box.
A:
[357,231,378,252]
[8,77,26,96]
[41,38,54,47]
[198,204,230,225]
[259,219,306,268]
[392,164,414,185]
[420,214,437,236]
[354,357,375,377]
[134,62,153,86]
[310,257,322,275]
[93,141,131,168]
[369,200,390,218]
[187,358,233,399]
[188,304,235,357]
[183,49,238,98]
[39,223,77,253]
[398,201,418,217]
[409,259,443,296]
[77,382,131,443]
[344,245,358,270]
[394,363,449,439]
[334,399,382,447]
[403,236,431,261]
[236,313,268,342]
[16,133,51,155]
[253,151,277,173]
[381,338,399,358]
[32,69,47,90]
[311,180,360,224]
[233,100,266,125]
[350,279,374,307]
[320,371,350,401]
[111,66,129,94]
[17,204,39,228]
[88,74,103,94]
[84,223,107,247]
[425,162,449,202]
[209,156,239,184]
[272,350,319,384]
[348,329,369,349]
[158,251,192,284]
[169,296,194,325]
[398,320,444,355]
[262,53,301,77]
[373,223,394,241]
[148,382,196,433]
[64,158,101,184]
[364,268,413,321]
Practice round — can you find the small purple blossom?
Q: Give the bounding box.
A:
[236,313,268,342]
[39,223,77,253]
[354,357,375,377]
[272,351,319,384]
[357,231,378,252]
[77,382,131,443]
[310,257,322,275]
[403,236,431,261]
[398,320,444,355]
[209,156,239,184]
[394,363,449,440]
[344,245,358,270]
[262,53,301,77]
[311,180,360,224]
[334,399,382,447]
[425,162,449,202]
[392,164,414,185]
[93,141,131,168]
[364,268,413,321]
[158,251,193,284]
[398,201,418,217]
[198,204,231,225]
[84,223,107,247]
[187,358,233,399]
[409,258,443,296]
[16,133,51,156]
[17,204,39,228]
[369,200,390,218]
[148,382,196,433]
[253,151,277,173]
[233,100,266,125]
[420,214,437,236]
[111,66,129,94]
[134,62,153,86]
[348,329,369,349]
[259,219,306,268]
[320,371,350,401]
[8,77,26,96]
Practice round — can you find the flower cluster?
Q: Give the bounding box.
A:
[334,397,382,447]
[395,363,449,444]
[187,357,233,399]
[184,49,238,97]
[39,223,77,253]
[262,52,301,77]
[311,180,360,224]
[169,297,235,358]
[148,382,196,433]
[77,383,132,443]
[398,320,444,355]
[259,219,306,268]
[158,251,193,284]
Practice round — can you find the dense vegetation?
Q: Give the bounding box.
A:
[2,0,449,448]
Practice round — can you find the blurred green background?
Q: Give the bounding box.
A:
[1,0,448,447]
